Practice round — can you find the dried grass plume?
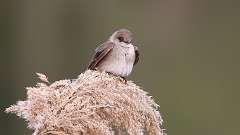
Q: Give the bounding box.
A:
[6,70,164,135]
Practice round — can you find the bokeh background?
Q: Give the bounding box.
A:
[1,0,240,135]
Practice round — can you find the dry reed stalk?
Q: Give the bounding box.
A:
[6,70,164,135]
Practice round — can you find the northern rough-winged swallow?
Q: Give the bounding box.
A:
[88,29,139,77]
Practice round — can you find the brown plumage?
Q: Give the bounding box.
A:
[88,29,139,77]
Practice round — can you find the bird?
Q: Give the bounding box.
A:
[87,29,139,78]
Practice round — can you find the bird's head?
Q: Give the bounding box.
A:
[109,29,133,45]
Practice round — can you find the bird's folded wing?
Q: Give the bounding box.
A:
[88,42,114,70]
[134,46,139,66]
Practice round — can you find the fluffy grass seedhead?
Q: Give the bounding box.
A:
[6,70,164,135]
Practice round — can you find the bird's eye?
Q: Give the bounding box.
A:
[118,37,124,42]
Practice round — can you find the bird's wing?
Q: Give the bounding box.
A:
[134,46,139,66]
[88,42,114,70]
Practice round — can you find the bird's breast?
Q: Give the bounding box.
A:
[97,45,135,77]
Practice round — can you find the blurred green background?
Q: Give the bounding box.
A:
[1,0,240,135]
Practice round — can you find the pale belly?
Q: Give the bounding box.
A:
[97,45,135,77]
